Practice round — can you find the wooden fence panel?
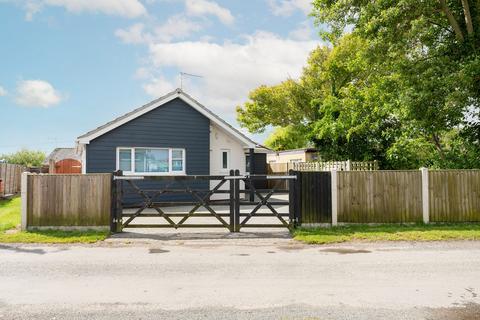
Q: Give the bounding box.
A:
[337,171,423,223]
[267,162,291,174]
[26,174,111,227]
[299,172,332,224]
[267,163,292,189]
[0,163,25,196]
[293,160,378,171]
[429,170,480,222]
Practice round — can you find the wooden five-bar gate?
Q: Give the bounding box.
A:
[111,170,299,232]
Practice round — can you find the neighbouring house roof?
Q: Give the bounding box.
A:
[44,148,81,164]
[76,88,258,149]
[272,148,318,155]
[251,144,274,154]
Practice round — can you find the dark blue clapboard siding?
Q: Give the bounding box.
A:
[86,97,210,204]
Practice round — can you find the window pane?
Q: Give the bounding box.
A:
[222,151,228,169]
[135,149,169,173]
[172,149,184,171]
[172,159,183,171]
[172,149,183,159]
[134,149,146,172]
[119,149,131,171]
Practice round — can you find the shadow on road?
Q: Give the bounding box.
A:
[109,229,292,241]
[0,244,46,254]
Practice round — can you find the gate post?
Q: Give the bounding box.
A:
[110,173,116,233]
[288,169,295,228]
[248,148,255,202]
[111,170,124,233]
[234,169,241,232]
[229,170,235,232]
[291,170,302,227]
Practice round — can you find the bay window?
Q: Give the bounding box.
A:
[117,147,185,175]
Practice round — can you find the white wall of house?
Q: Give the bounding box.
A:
[209,124,246,199]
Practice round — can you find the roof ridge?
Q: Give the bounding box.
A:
[178,90,258,146]
[77,90,178,140]
[76,89,261,148]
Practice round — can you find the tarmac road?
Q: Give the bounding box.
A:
[1,232,480,319]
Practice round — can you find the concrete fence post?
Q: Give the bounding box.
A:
[21,172,29,231]
[346,159,352,171]
[420,167,430,224]
[331,169,338,226]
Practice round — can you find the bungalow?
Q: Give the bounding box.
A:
[75,89,268,182]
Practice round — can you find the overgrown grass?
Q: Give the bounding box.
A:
[0,197,21,232]
[0,197,109,243]
[293,224,480,244]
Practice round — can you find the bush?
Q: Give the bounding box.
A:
[0,149,46,167]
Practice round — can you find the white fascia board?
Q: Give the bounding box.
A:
[178,94,255,148]
[77,91,255,148]
[77,93,179,144]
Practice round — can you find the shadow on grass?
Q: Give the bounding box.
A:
[0,197,15,207]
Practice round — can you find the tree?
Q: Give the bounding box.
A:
[0,149,46,167]
[311,0,480,167]
[237,1,480,169]
[264,125,312,150]
[237,35,404,166]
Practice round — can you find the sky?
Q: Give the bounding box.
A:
[0,0,322,155]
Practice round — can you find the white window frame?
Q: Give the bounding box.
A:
[117,148,133,174]
[221,149,230,172]
[116,147,186,176]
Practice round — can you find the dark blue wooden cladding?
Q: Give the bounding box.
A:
[86,98,210,203]
[86,98,209,175]
[299,171,332,224]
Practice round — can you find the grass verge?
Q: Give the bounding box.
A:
[0,197,109,243]
[0,197,21,232]
[293,224,480,244]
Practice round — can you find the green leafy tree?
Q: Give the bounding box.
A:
[264,125,312,150]
[0,149,46,167]
[311,0,480,168]
[237,35,404,167]
[237,1,480,169]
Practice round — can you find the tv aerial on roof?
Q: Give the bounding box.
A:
[179,72,203,90]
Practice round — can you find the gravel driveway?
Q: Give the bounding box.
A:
[1,232,480,319]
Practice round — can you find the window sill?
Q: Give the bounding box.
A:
[122,172,187,176]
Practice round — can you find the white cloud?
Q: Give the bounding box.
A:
[24,1,43,21]
[185,0,234,25]
[0,86,7,96]
[154,14,202,41]
[115,23,150,44]
[115,15,202,44]
[289,20,313,40]
[267,0,311,16]
[15,80,62,108]
[144,31,319,116]
[134,67,151,79]
[143,76,176,96]
[23,0,146,20]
